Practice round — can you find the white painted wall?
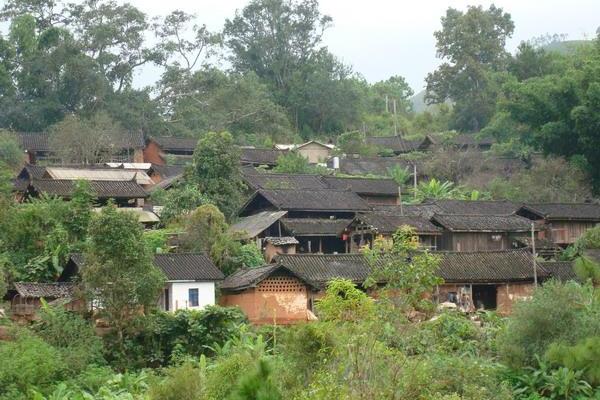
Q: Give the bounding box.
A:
[161,281,216,312]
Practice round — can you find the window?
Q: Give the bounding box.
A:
[188,288,199,307]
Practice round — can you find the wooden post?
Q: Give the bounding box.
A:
[413,163,417,200]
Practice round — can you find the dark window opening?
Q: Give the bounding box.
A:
[188,288,199,307]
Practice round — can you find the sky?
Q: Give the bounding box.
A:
[39,0,600,92]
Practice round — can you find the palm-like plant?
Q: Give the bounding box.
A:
[413,178,460,201]
[388,165,412,213]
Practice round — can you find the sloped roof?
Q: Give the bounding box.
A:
[372,203,445,219]
[428,199,521,215]
[150,164,185,179]
[332,157,416,177]
[68,253,223,282]
[30,179,148,199]
[242,173,328,191]
[280,218,352,236]
[240,148,288,166]
[354,212,441,234]
[321,176,398,196]
[154,253,224,281]
[448,134,495,147]
[17,132,50,151]
[250,188,371,212]
[14,282,77,298]
[432,213,533,232]
[93,207,159,223]
[221,265,289,291]
[539,261,579,282]
[264,237,299,245]
[519,203,600,221]
[151,136,198,152]
[366,135,429,153]
[229,210,288,239]
[434,249,545,283]
[45,168,153,185]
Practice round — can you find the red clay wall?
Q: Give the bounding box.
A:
[143,141,164,165]
[496,282,535,315]
[221,275,310,324]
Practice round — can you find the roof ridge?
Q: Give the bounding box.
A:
[432,248,530,254]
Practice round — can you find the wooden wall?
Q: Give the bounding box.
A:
[546,221,599,245]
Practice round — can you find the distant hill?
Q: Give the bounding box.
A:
[410,40,594,114]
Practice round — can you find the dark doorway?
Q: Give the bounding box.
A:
[164,288,169,311]
[472,285,497,310]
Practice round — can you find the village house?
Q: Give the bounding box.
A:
[431,213,534,251]
[327,155,422,179]
[516,203,600,247]
[435,249,545,315]
[9,282,82,322]
[263,237,299,262]
[144,136,197,165]
[221,249,551,324]
[365,135,435,155]
[240,148,289,168]
[17,131,146,164]
[220,253,373,324]
[275,140,334,164]
[63,253,224,312]
[345,212,441,251]
[443,134,496,151]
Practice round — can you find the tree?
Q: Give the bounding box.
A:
[272,150,311,173]
[363,226,442,313]
[189,132,246,218]
[413,178,460,201]
[180,204,228,254]
[151,184,210,225]
[315,278,375,322]
[83,205,165,349]
[48,112,127,164]
[426,5,514,131]
[0,130,23,170]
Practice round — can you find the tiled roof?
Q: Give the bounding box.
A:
[242,172,328,191]
[150,164,185,179]
[332,156,417,177]
[154,253,224,281]
[281,218,352,236]
[264,237,299,245]
[434,249,545,283]
[428,199,521,215]
[220,264,284,291]
[229,211,288,239]
[321,176,398,196]
[373,203,445,219]
[448,134,495,147]
[432,213,533,232]
[253,188,371,212]
[519,203,600,221]
[69,253,223,282]
[240,148,288,166]
[151,136,198,152]
[539,261,579,282]
[584,249,600,264]
[354,212,441,234]
[16,132,50,151]
[30,179,148,199]
[366,135,429,153]
[14,282,77,298]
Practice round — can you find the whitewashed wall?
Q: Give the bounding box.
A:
[161,281,216,312]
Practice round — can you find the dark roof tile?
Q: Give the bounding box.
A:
[154,253,224,281]
[254,188,371,212]
[432,213,533,232]
[30,179,148,199]
[519,203,600,221]
[354,212,441,234]
[321,176,398,196]
[281,218,352,236]
[14,282,77,298]
[240,148,288,166]
[151,136,198,152]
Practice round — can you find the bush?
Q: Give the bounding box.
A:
[0,331,67,397]
[33,304,105,372]
[546,336,600,386]
[497,280,600,368]
[148,360,206,400]
[315,279,375,322]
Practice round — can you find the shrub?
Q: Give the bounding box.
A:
[148,360,206,400]
[315,278,375,322]
[497,280,600,368]
[33,304,105,372]
[0,331,66,396]
[546,336,600,386]
[229,359,282,400]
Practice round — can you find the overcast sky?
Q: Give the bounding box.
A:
[107,1,600,91]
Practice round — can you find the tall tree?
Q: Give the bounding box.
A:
[83,205,165,348]
[425,5,514,131]
[189,132,245,218]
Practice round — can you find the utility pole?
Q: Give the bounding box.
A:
[393,99,398,136]
[531,222,538,286]
[413,163,417,200]
[385,95,389,113]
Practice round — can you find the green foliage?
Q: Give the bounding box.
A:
[83,205,165,350]
[273,150,312,173]
[426,5,515,131]
[190,132,245,218]
[151,184,210,225]
[414,178,461,201]
[573,256,600,285]
[497,280,600,368]
[562,225,600,260]
[0,331,67,397]
[0,130,23,170]
[315,278,375,322]
[180,204,228,253]
[143,229,170,254]
[229,359,282,400]
[337,131,377,156]
[364,226,442,313]
[33,304,105,373]
[148,361,206,400]
[546,336,600,387]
